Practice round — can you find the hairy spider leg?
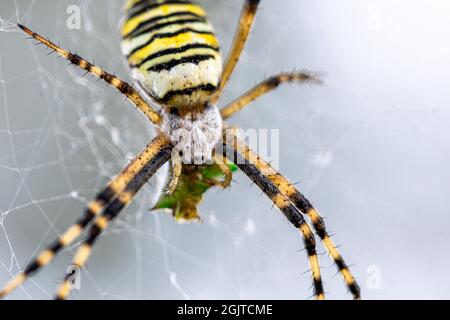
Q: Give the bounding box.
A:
[223,127,360,299]
[17,24,162,125]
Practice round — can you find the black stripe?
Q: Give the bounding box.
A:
[126,28,214,59]
[49,241,63,253]
[126,17,207,39]
[125,11,204,38]
[96,186,116,204]
[334,256,347,271]
[127,1,192,20]
[290,190,313,213]
[24,262,40,275]
[224,145,305,228]
[86,226,103,246]
[349,283,361,299]
[227,147,302,225]
[134,43,219,68]
[314,278,324,298]
[161,83,217,102]
[147,54,215,72]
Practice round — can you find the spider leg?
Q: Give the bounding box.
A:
[17,24,162,125]
[221,72,321,119]
[0,133,171,299]
[167,156,183,194]
[280,183,361,299]
[223,126,360,299]
[213,154,232,188]
[222,129,325,300]
[55,140,172,300]
[210,0,260,105]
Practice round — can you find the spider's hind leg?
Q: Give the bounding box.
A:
[223,126,360,299]
[0,133,171,299]
[223,128,325,300]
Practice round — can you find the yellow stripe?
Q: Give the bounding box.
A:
[0,273,26,297]
[119,191,134,204]
[129,32,218,65]
[123,21,214,56]
[323,236,339,260]
[299,223,311,238]
[60,225,83,246]
[307,208,321,223]
[88,200,103,215]
[138,48,220,71]
[309,254,321,281]
[272,193,290,209]
[95,216,109,230]
[124,12,208,41]
[341,268,355,285]
[123,4,206,37]
[57,281,71,299]
[89,65,102,77]
[36,250,54,266]
[73,244,92,267]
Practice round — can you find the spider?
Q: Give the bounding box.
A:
[0,0,360,300]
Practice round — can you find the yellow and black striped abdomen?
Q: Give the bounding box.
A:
[121,0,222,108]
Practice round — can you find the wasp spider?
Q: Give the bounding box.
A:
[0,0,360,300]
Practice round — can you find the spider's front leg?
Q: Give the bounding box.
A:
[221,72,321,119]
[223,126,361,299]
[17,24,162,125]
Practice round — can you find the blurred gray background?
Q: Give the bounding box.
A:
[1,0,449,300]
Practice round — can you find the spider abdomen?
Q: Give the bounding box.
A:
[121,0,223,109]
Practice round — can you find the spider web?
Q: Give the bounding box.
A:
[6,0,448,300]
[0,0,343,300]
[0,0,300,300]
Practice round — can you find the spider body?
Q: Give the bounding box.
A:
[0,0,361,300]
[122,0,224,167]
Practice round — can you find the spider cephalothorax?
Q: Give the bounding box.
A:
[161,105,223,165]
[0,0,360,300]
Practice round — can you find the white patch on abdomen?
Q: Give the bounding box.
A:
[162,106,223,165]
